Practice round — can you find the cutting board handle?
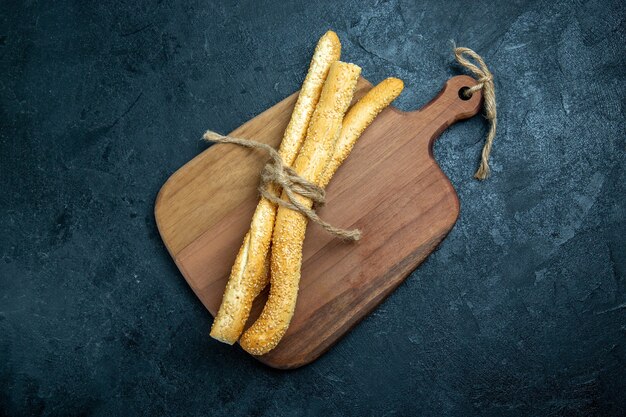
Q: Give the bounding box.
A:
[403,75,483,153]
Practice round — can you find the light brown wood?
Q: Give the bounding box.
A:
[155,75,482,369]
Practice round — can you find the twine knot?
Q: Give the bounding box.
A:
[203,130,361,241]
[453,46,497,180]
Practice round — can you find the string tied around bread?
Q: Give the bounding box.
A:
[203,130,361,241]
[453,45,497,180]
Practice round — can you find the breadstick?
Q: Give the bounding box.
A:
[319,77,404,187]
[240,61,362,355]
[210,31,341,344]
[240,76,403,355]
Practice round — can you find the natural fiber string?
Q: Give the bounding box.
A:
[203,130,361,241]
[453,46,497,180]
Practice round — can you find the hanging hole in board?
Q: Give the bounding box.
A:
[458,87,472,101]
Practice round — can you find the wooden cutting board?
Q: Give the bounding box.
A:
[155,75,482,369]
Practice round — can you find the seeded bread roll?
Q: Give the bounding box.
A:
[239,61,362,355]
[210,31,341,344]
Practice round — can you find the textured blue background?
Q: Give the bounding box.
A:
[1,0,625,416]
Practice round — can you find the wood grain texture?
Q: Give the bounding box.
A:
[155,75,482,369]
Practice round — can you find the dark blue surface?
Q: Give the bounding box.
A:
[1,1,625,416]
